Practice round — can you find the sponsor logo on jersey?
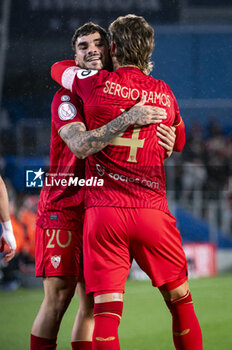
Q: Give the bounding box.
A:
[96,164,105,177]
[51,255,61,269]
[58,102,77,121]
[76,69,98,79]
[61,95,70,102]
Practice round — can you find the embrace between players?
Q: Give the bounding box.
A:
[31,15,203,350]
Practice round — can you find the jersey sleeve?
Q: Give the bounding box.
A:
[51,60,100,102]
[169,88,186,152]
[51,60,77,89]
[51,89,85,134]
[173,119,185,152]
[71,69,101,102]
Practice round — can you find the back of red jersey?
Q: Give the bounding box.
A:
[72,67,181,212]
[37,88,85,229]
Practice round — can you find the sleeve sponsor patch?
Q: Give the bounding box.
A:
[58,102,77,121]
[76,69,98,79]
[61,95,70,101]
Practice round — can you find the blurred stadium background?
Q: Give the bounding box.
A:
[0,0,232,348]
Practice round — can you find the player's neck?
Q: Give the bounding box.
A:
[113,60,139,71]
[112,58,120,71]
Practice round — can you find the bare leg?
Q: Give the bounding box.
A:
[31,276,78,338]
[71,282,94,342]
[159,280,189,301]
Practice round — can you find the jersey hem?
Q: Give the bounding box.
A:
[85,204,171,216]
[151,270,188,288]
[35,272,81,278]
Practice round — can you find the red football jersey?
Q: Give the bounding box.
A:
[36,88,85,229]
[53,65,183,212]
[69,67,182,212]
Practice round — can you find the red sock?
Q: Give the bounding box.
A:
[30,334,57,350]
[166,291,203,350]
[92,301,123,350]
[71,341,92,349]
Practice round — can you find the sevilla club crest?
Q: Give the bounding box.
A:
[51,255,61,269]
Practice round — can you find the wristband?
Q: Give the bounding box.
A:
[1,220,17,250]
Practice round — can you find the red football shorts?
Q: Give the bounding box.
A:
[83,207,188,294]
[35,221,83,279]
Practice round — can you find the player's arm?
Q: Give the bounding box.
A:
[157,124,176,158]
[0,176,16,262]
[59,97,167,159]
[173,118,185,152]
[52,62,179,157]
[51,60,101,101]
[157,119,185,158]
[171,88,186,152]
[165,85,186,153]
[51,60,80,90]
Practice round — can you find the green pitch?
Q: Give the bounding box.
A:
[0,275,232,349]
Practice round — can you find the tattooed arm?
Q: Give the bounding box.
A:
[60,99,167,159]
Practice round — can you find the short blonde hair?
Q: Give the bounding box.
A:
[109,14,154,74]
